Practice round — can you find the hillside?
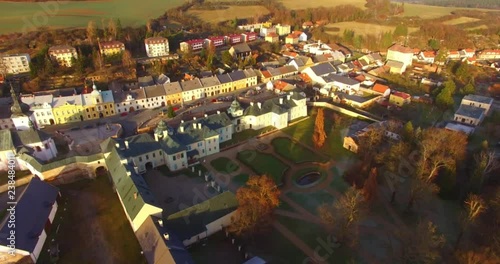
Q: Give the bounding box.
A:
[398,0,500,9]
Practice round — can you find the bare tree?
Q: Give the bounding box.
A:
[473,150,500,190]
[395,220,446,264]
[455,195,487,251]
[318,187,366,246]
[107,19,117,40]
[87,20,97,44]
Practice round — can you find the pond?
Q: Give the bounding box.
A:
[295,172,321,186]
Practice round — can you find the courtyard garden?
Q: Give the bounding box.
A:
[286,190,336,215]
[271,137,329,164]
[231,173,249,187]
[210,157,239,174]
[236,149,289,185]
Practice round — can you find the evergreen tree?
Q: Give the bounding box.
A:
[393,24,408,37]
[462,81,475,95]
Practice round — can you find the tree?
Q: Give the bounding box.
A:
[313,108,327,148]
[436,80,456,109]
[87,20,97,44]
[166,105,176,118]
[393,24,408,37]
[44,55,55,75]
[428,38,440,50]
[318,187,366,246]
[121,50,134,68]
[107,18,117,40]
[115,18,123,40]
[403,121,414,142]
[471,150,500,193]
[456,248,500,264]
[362,168,378,202]
[462,80,476,95]
[395,221,446,263]
[455,62,472,83]
[221,50,234,66]
[455,194,487,251]
[343,29,355,44]
[229,175,280,237]
[92,48,103,70]
[435,48,448,64]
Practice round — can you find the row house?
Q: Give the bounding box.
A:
[459,49,476,59]
[21,94,55,127]
[200,76,222,97]
[113,87,148,114]
[48,45,77,67]
[82,84,116,120]
[275,24,291,36]
[477,49,500,60]
[0,54,31,75]
[241,32,257,42]
[237,23,263,31]
[163,82,183,105]
[259,65,298,83]
[180,39,204,52]
[99,40,125,56]
[51,94,84,124]
[225,34,242,45]
[204,36,225,48]
[144,85,167,109]
[217,74,234,94]
[180,78,204,102]
[145,37,169,57]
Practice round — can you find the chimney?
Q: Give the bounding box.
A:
[204,114,208,117]
[115,143,120,149]
[125,140,129,149]
[250,102,254,106]
[180,126,184,133]
[279,98,283,104]
[217,110,220,114]
[257,102,261,109]
[193,123,197,129]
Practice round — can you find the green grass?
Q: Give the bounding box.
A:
[236,150,289,185]
[220,126,275,149]
[210,157,239,174]
[277,215,352,263]
[367,102,443,128]
[0,170,32,186]
[271,137,329,164]
[232,173,249,187]
[329,167,350,194]
[278,199,296,212]
[38,175,147,264]
[0,0,185,34]
[286,190,335,215]
[281,110,356,159]
[402,3,496,19]
[250,228,309,264]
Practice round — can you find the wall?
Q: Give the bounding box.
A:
[32,229,47,263]
[183,211,235,246]
[308,102,380,122]
[132,204,163,232]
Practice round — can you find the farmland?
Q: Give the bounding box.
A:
[402,3,498,19]
[0,0,185,34]
[442,16,481,25]
[325,22,419,36]
[279,0,367,10]
[187,5,270,24]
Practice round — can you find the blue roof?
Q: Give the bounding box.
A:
[0,177,59,252]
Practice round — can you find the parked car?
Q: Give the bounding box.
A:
[120,112,128,116]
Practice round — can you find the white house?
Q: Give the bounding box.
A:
[302,62,337,84]
[453,105,486,126]
[260,27,276,37]
[460,94,494,116]
[181,79,205,102]
[113,87,149,113]
[0,54,30,75]
[143,84,167,109]
[0,177,59,264]
[145,37,169,57]
[322,74,360,95]
[21,94,56,126]
[12,128,58,162]
[386,44,413,70]
[48,45,77,67]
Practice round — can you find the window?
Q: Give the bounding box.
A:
[181,153,184,158]
[173,156,176,161]
[139,157,143,162]
[152,153,155,158]
[35,146,42,152]
[146,154,149,160]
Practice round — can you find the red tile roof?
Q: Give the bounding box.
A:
[388,44,413,54]
[261,71,272,78]
[145,37,168,44]
[392,91,410,99]
[266,32,278,38]
[422,51,436,58]
[300,73,312,83]
[373,83,390,93]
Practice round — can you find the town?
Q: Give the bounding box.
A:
[0,0,499,263]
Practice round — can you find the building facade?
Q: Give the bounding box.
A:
[0,54,31,75]
[48,45,77,67]
[99,40,125,56]
[145,37,170,57]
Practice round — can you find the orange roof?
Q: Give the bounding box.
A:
[273,80,291,91]
[392,91,410,99]
[261,71,272,78]
[354,75,365,82]
[300,73,312,83]
[388,44,413,54]
[303,21,313,26]
[413,48,421,54]
[286,34,298,39]
[373,83,390,93]
[448,50,459,55]
[266,32,278,38]
[422,51,436,58]
[464,48,475,53]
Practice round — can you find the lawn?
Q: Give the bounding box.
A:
[442,16,481,25]
[402,3,497,19]
[0,170,31,186]
[220,126,275,149]
[279,0,366,9]
[188,5,270,24]
[0,0,185,34]
[232,173,249,187]
[236,150,289,185]
[281,109,356,159]
[286,190,335,215]
[271,137,329,164]
[329,167,350,194]
[210,157,239,174]
[250,228,308,264]
[325,22,419,36]
[38,175,146,264]
[277,215,352,263]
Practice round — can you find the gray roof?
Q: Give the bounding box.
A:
[217,74,232,84]
[0,130,14,151]
[180,79,203,91]
[243,68,257,78]
[323,74,359,86]
[385,60,405,68]
[243,92,305,117]
[12,129,51,146]
[128,88,146,101]
[136,216,194,264]
[292,56,312,67]
[309,62,336,76]
[228,70,246,81]
[51,94,83,108]
[144,84,166,98]
[200,76,221,87]
[462,94,493,104]
[231,43,251,53]
[346,120,371,138]
[138,76,155,87]
[156,74,170,85]
[164,191,238,241]
[0,177,58,253]
[455,105,485,119]
[163,82,183,96]
[114,134,161,159]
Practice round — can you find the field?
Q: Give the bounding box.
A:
[187,5,270,24]
[0,0,185,34]
[279,0,366,10]
[325,22,419,36]
[402,3,498,19]
[442,16,481,25]
[466,25,488,31]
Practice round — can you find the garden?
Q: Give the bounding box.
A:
[271,137,329,164]
[236,150,289,185]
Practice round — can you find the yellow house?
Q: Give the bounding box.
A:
[82,83,116,120]
[99,40,125,56]
[51,94,85,124]
[262,21,273,28]
[265,33,279,43]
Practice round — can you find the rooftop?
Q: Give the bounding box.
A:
[385,60,405,69]
[462,94,493,104]
[0,130,14,151]
[388,44,413,54]
[180,79,203,92]
[455,105,486,119]
[163,82,183,96]
[144,84,167,98]
[200,76,221,87]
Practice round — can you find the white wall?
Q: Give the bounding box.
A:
[48,201,58,223]
[28,138,58,162]
[32,229,47,263]
[165,151,187,171]
[132,204,163,232]
[183,211,235,246]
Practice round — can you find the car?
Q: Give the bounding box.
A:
[225,95,234,101]
[211,99,217,103]
[120,112,128,116]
